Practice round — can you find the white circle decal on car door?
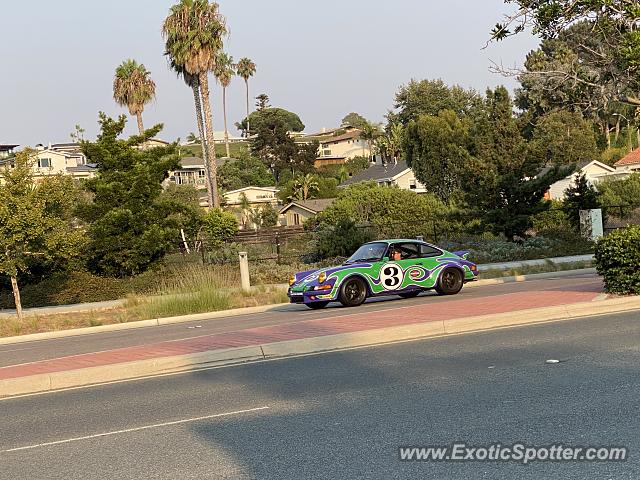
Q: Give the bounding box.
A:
[380,263,403,290]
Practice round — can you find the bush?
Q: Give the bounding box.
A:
[313,219,376,259]
[0,271,153,309]
[203,209,239,246]
[594,226,640,295]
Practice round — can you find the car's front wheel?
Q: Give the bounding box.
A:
[435,268,464,295]
[306,301,329,310]
[338,277,367,307]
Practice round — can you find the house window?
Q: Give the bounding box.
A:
[293,213,301,226]
[323,150,332,156]
[409,179,417,189]
[38,158,51,168]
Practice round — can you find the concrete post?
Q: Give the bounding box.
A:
[239,252,251,292]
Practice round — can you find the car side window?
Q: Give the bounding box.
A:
[395,243,419,260]
[419,244,441,258]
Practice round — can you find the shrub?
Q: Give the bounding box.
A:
[313,219,376,259]
[594,226,640,295]
[597,173,640,209]
[203,208,239,246]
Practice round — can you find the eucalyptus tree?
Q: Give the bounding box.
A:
[163,0,228,207]
[113,59,156,135]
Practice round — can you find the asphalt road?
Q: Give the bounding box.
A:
[0,272,602,367]
[1,310,638,479]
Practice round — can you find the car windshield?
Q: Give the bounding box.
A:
[345,242,388,264]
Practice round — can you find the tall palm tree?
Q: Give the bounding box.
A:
[169,59,214,207]
[214,52,235,158]
[163,0,227,208]
[113,59,156,136]
[236,57,256,137]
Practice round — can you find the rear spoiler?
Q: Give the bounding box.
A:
[453,250,471,260]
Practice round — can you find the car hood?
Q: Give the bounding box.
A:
[293,262,372,286]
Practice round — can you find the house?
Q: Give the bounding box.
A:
[224,186,279,208]
[279,198,335,226]
[1,144,96,181]
[546,160,617,200]
[142,138,171,149]
[0,144,18,159]
[339,159,426,192]
[166,156,231,207]
[314,128,371,169]
[613,148,640,174]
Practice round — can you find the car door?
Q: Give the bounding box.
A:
[379,242,423,292]
[417,243,444,288]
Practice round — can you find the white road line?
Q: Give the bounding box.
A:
[1,406,270,453]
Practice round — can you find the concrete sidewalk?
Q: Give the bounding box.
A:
[2,277,639,398]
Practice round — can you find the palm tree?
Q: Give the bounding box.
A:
[113,59,156,136]
[360,122,381,162]
[214,52,235,158]
[169,59,215,208]
[163,0,228,208]
[236,57,256,137]
[387,123,404,163]
[291,174,319,201]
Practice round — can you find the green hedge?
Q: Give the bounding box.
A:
[0,270,158,309]
[594,226,640,295]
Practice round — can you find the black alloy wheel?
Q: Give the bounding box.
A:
[338,277,367,307]
[435,268,464,295]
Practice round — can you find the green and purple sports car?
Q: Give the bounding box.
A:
[288,239,478,309]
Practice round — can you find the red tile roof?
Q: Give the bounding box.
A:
[614,148,640,167]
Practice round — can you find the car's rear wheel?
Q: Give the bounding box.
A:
[399,290,421,299]
[435,268,464,295]
[306,301,329,310]
[338,277,367,307]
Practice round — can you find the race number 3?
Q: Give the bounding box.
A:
[380,263,403,290]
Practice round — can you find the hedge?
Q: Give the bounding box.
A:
[594,226,640,295]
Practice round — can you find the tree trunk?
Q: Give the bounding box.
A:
[637,127,639,150]
[614,118,620,143]
[199,73,220,208]
[136,112,145,137]
[605,124,611,149]
[192,83,215,209]
[245,79,250,138]
[10,275,23,321]
[223,86,231,158]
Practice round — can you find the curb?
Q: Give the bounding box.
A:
[0,269,597,347]
[2,295,639,399]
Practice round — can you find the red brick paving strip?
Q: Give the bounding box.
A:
[0,290,600,381]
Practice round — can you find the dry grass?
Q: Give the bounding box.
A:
[0,266,288,338]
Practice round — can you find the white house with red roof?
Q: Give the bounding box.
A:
[613,148,640,173]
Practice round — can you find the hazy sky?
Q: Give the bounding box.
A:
[0,0,539,147]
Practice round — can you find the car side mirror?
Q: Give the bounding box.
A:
[382,256,389,262]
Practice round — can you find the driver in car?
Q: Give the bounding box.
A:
[390,247,402,262]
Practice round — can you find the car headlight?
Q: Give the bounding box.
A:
[289,274,296,286]
[318,272,326,284]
